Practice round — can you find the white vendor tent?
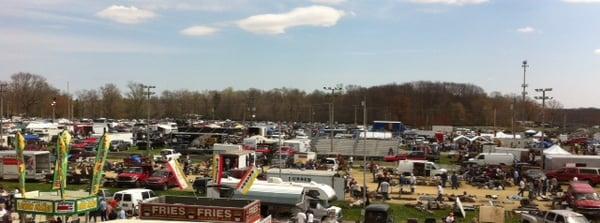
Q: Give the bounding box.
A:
[543,145,571,155]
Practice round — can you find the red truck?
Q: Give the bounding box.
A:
[144,169,179,190]
[116,165,153,187]
[545,167,600,186]
[563,182,600,216]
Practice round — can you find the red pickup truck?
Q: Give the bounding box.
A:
[116,166,153,188]
[563,182,600,216]
[545,167,600,186]
[144,170,179,190]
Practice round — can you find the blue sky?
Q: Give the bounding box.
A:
[0,0,599,108]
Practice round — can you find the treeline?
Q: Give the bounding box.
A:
[1,72,573,128]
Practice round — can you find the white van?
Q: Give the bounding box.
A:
[396,160,447,177]
[112,189,157,215]
[468,153,515,166]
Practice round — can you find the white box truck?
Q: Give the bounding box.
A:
[0,151,51,180]
[543,155,600,171]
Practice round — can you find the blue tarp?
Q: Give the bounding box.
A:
[24,134,40,142]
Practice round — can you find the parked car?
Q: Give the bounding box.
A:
[110,140,131,151]
[113,188,157,215]
[562,182,600,216]
[362,204,394,223]
[546,167,600,186]
[521,209,589,223]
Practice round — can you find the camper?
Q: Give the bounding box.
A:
[284,139,310,153]
[0,151,51,180]
[266,168,344,200]
[396,160,447,177]
[543,155,600,171]
[467,153,515,166]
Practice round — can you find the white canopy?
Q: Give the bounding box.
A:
[543,145,571,155]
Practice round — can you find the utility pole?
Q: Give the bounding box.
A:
[521,60,529,122]
[493,108,497,129]
[142,84,156,150]
[278,122,283,178]
[511,97,516,139]
[534,88,553,145]
[0,83,6,146]
[51,97,57,123]
[323,85,342,153]
[362,97,367,207]
[353,105,358,126]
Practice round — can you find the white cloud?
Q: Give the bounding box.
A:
[309,0,346,5]
[96,5,156,24]
[237,5,345,35]
[516,26,536,33]
[409,0,488,6]
[563,0,600,3]
[595,49,600,55]
[180,26,219,36]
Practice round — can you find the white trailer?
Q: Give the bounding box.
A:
[0,151,51,180]
[482,145,529,162]
[110,132,134,144]
[543,155,600,171]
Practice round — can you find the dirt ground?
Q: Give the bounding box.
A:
[348,168,557,211]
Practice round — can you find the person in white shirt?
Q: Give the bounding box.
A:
[296,211,307,223]
[379,180,391,200]
[437,183,445,202]
[307,211,314,223]
[445,212,455,223]
[0,203,7,218]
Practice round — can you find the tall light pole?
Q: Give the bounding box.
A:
[323,85,342,153]
[142,84,156,150]
[361,97,367,206]
[534,88,552,145]
[0,83,6,146]
[51,97,57,123]
[521,60,529,122]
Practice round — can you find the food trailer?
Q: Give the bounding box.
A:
[140,196,261,223]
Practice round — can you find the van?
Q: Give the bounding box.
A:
[467,153,515,166]
[396,160,447,177]
[112,189,157,215]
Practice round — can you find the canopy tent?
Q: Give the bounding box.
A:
[543,145,571,155]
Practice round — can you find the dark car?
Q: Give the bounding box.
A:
[110,140,132,151]
[363,204,394,223]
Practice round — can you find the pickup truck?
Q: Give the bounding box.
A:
[562,182,600,216]
[153,149,182,163]
[144,169,179,190]
[116,166,153,187]
[521,210,589,223]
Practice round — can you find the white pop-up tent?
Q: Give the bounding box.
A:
[543,145,571,155]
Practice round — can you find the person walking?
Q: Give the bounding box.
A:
[410,173,417,193]
[296,211,307,223]
[379,180,390,200]
[306,210,314,223]
[518,179,526,197]
[441,172,448,188]
[437,183,445,202]
[451,172,459,190]
[100,198,108,221]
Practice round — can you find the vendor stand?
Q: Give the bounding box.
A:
[15,190,98,222]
